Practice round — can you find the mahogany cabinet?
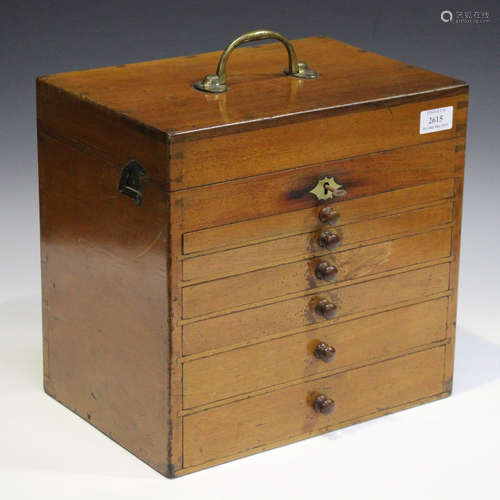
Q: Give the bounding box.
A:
[37,31,468,477]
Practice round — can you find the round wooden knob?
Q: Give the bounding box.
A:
[318,206,340,225]
[315,299,337,320]
[314,342,336,362]
[318,230,341,251]
[315,261,338,282]
[313,395,336,415]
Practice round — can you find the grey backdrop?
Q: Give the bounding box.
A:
[0,0,498,305]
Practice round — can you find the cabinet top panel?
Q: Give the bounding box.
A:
[39,36,466,137]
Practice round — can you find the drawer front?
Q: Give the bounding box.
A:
[182,229,451,319]
[183,346,446,467]
[183,297,448,408]
[183,200,453,282]
[174,139,459,235]
[183,179,455,256]
[171,90,467,190]
[183,263,450,355]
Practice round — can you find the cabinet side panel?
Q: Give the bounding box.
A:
[37,119,170,473]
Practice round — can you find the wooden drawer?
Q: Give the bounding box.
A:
[183,178,455,256]
[183,263,450,355]
[174,139,460,236]
[183,200,453,282]
[182,228,451,318]
[183,297,448,408]
[183,346,446,467]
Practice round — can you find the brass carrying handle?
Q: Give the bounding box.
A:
[194,29,320,93]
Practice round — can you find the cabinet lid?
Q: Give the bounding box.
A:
[39,36,466,137]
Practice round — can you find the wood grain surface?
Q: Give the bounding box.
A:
[182,229,451,318]
[183,201,453,282]
[39,37,464,136]
[170,92,466,189]
[183,346,446,467]
[182,263,451,355]
[179,390,451,476]
[183,298,448,408]
[38,130,170,474]
[37,35,467,477]
[174,138,460,232]
[183,178,455,255]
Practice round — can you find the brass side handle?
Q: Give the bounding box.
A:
[118,160,146,206]
[194,29,320,93]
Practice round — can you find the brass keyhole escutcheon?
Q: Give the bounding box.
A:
[309,176,347,201]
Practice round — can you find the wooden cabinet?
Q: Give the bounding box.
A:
[37,31,467,477]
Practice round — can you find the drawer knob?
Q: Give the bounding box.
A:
[315,299,337,320]
[314,342,336,362]
[313,395,336,415]
[315,261,338,282]
[318,206,340,225]
[318,230,341,251]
